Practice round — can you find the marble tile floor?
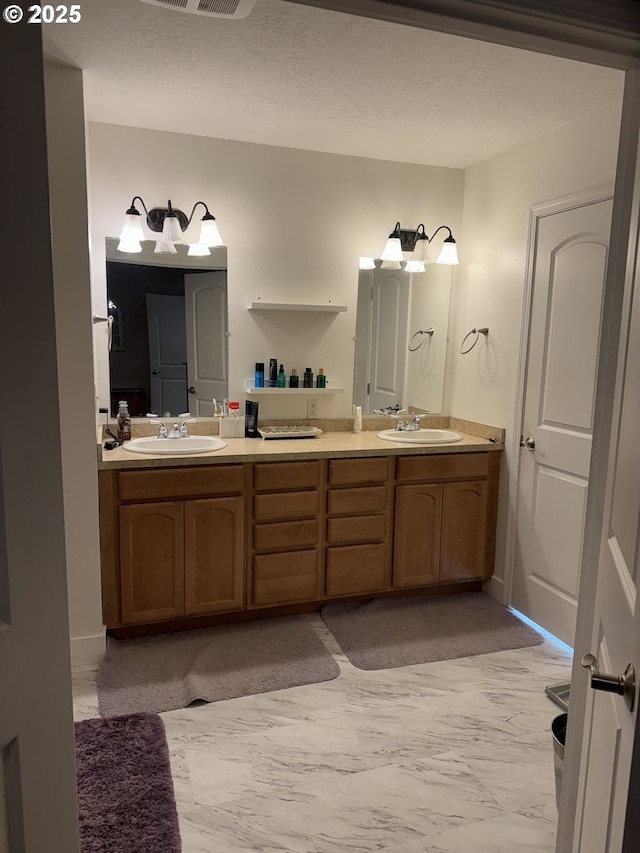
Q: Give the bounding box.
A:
[72,614,572,853]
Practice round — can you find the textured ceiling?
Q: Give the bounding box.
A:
[42,0,624,168]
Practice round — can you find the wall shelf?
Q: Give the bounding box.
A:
[247,299,347,313]
[245,380,344,395]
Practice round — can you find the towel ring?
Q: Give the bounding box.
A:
[460,326,489,354]
[408,328,434,352]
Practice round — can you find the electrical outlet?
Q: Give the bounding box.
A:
[307,399,318,419]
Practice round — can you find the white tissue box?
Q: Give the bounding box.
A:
[219,417,245,439]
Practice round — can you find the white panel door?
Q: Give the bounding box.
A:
[146,293,188,416]
[184,273,228,417]
[512,198,612,646]
[368,269,409,412]
[571,189,640,853]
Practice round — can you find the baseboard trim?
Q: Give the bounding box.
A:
[482,575,505,604]
[70,631,106,669]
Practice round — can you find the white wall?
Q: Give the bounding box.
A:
[88,122,464,421]
[451,99,623,595]
[45,63,105,668]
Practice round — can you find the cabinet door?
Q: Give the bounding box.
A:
[184,497,244,615]
[440,481,488,581]
[393,484,441,588]
[120,501,184,624]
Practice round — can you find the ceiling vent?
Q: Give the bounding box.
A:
[138,0,257,19]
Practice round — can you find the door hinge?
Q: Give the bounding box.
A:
[367,382,370,395]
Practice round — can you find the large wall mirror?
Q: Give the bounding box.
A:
[105,238,228,418]
[353,262,453,414]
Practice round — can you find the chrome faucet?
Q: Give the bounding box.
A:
[179,418,196,437]
[149,419,169,438]
[394,415,425,432]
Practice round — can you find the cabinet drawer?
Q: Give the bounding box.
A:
[254,461,321,492]
[328,457,388,486]
[118,465,244,501]
[326,543,387,596]
[253,519,319,552]
[327,514,387,545]
[327,486,387,516]
[252,550,318,606]
[254,490,319,521]
[396,453,489,483]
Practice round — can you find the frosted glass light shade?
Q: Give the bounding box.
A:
[436,239,459,265]
[404,260,425,273]
[381,237,404,262]
[119,212,145,243]
[187,242,211,256]
[199,217,223,247]
[117,237,142,254]
[154,240,178,254]
[380,259,402,269]
[410,238,433,263]
[161,214,185,244]
[359,256,376,270]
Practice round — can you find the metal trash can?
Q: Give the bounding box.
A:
[552,713,568,809]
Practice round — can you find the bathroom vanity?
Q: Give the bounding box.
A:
[98,430,502,636]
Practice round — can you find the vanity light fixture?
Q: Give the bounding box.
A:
[378,222,460,269]
[117,196,224,255]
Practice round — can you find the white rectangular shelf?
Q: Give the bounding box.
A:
[247,299,347,313]
[245,381,343,395]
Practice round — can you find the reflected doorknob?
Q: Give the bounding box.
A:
[188,386,197,395]
[520,435,535,450]
[581,653,636,712]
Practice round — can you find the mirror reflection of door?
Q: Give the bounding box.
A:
[146,293,188,416]
[185,273,228,416]
[106,245,228,416]
[353,263,453,414]
[354,268,409,412]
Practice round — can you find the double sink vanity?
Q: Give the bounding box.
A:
[97,418,503,637]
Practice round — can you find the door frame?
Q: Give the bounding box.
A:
[503,183,615,611]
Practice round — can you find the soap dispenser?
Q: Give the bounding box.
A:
[117,400,132,442]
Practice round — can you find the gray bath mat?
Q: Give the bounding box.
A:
[321,592,544,670]
[75,712,181,853]
[98,615,340,716]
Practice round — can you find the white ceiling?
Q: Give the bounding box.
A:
[42,0,624,169]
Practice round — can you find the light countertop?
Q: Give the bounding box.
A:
[98,428,503,470]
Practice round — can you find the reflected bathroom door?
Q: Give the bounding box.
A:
[146,293,188,415]
[184,273,228,416]
[368,269,409,412]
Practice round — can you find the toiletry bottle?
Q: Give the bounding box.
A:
[228,401,240,417]
[117,400,132,442]
[303,367,314,388]
[316,368,326,388]
[277,364,287,388]
[245,400,260,437]
[269,358,278,387]
[289,368,299,388]
[255,362,265,388]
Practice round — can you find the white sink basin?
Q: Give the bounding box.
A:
[377,429,463,444]
[122,436,227,455]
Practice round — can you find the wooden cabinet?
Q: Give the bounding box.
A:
[393,453,498,587]
[185,497,244,615]
[100,465,245,628]
[120,501,184,625]
[393,485,441,588]
[249,461,322,607]
[98,448,501,634]
[325,457,392,598]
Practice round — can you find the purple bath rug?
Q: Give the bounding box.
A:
[74,712,181,853]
